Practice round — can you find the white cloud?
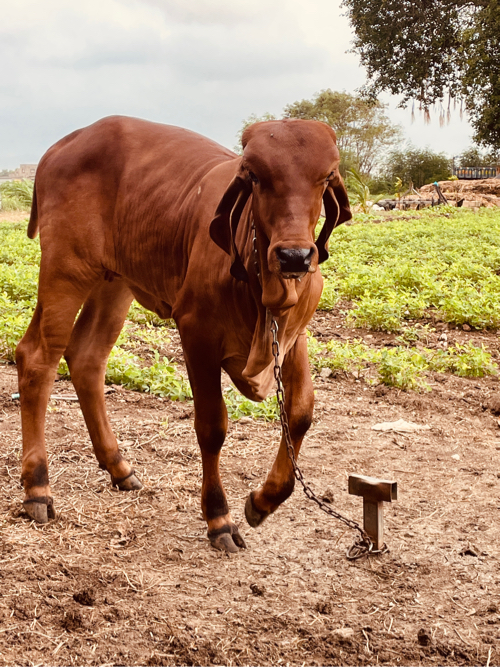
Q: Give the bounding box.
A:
[0,0,474,167]
[138,0,273,26]
[163,26,324,83]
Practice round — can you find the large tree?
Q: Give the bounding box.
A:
[342,0,500,151]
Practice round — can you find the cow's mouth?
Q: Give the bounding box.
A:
[281,271,307,281]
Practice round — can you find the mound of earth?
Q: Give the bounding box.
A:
[420,178,500,208]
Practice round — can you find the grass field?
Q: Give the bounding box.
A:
[320,207,500,331]
[1,207,499,407]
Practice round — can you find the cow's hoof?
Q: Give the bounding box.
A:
[112,470,143,491]
[244,492,269,528]
[208,525,247,553]
[23,496,56,523]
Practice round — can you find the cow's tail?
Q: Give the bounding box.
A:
[27,180,39,239]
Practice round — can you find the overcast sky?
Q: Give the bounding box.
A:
[1,0,474,169]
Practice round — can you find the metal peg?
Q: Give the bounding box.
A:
[348,474,398,551]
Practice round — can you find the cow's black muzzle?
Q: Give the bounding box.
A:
[276,247,314,278]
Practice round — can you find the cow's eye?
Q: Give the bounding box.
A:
[248,170,259,184]
[326,171,334,181]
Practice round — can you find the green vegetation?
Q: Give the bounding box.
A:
[320,207,500,331]
[1,207,500,413]
[379,145,452,190]
[310,336,497,392]
[0,180,34,211]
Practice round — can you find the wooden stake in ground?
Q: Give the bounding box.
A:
[348,474,398,550]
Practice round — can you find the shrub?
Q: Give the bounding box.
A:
[382,145,451,189]
[0,180,34,211]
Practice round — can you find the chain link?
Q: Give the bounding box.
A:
[251,221,260,279]
[251,219,382,559]
[270,317,384,560]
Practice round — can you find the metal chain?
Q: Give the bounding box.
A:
[251,221,260,279]
[270,318,385,560]
[251,221,382,559]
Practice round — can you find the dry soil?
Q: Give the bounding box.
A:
[1,310,500,666]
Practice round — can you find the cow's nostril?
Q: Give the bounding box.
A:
[276,248,314,273]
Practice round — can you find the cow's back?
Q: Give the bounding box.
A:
[31,116,237,298]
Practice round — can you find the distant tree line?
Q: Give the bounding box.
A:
[235,89,401,179]
[237,89,499,194]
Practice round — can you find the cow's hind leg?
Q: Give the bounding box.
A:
[181,336,246,553]
[16,272,95,523]
[64,279,141,490]
[245,332,314,527]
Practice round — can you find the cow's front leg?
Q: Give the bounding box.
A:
[245,332,313,527]
[181,340,246,553]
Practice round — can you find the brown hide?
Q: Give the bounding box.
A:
[18,116,351,551]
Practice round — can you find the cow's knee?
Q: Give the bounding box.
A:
[289,408,313,441]
[15,339,27,370]
[195,419,227,454]
[16,338,43,381]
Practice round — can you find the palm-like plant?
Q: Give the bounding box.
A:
[346,168,385,213]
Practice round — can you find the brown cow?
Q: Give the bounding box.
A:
[16,116,351,552]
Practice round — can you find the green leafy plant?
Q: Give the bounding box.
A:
[396,325,423,345]
[426,343,498,378]
[346,168,385,213]
[224,387,278,421]
[323,338,371,373]
[377,347,430,391]
[320,208,500,332]
[0,180,34,210]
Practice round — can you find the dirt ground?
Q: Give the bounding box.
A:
[1,308,500,666]
[0,211,33,224]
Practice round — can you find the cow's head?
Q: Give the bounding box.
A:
[210,119,351,312]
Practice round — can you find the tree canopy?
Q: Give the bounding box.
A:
[456,145,500,168]
[383,146,452,189]
[342,0,500,151]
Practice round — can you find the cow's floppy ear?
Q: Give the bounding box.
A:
[210,174,252,282]
[316,177,352,264]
